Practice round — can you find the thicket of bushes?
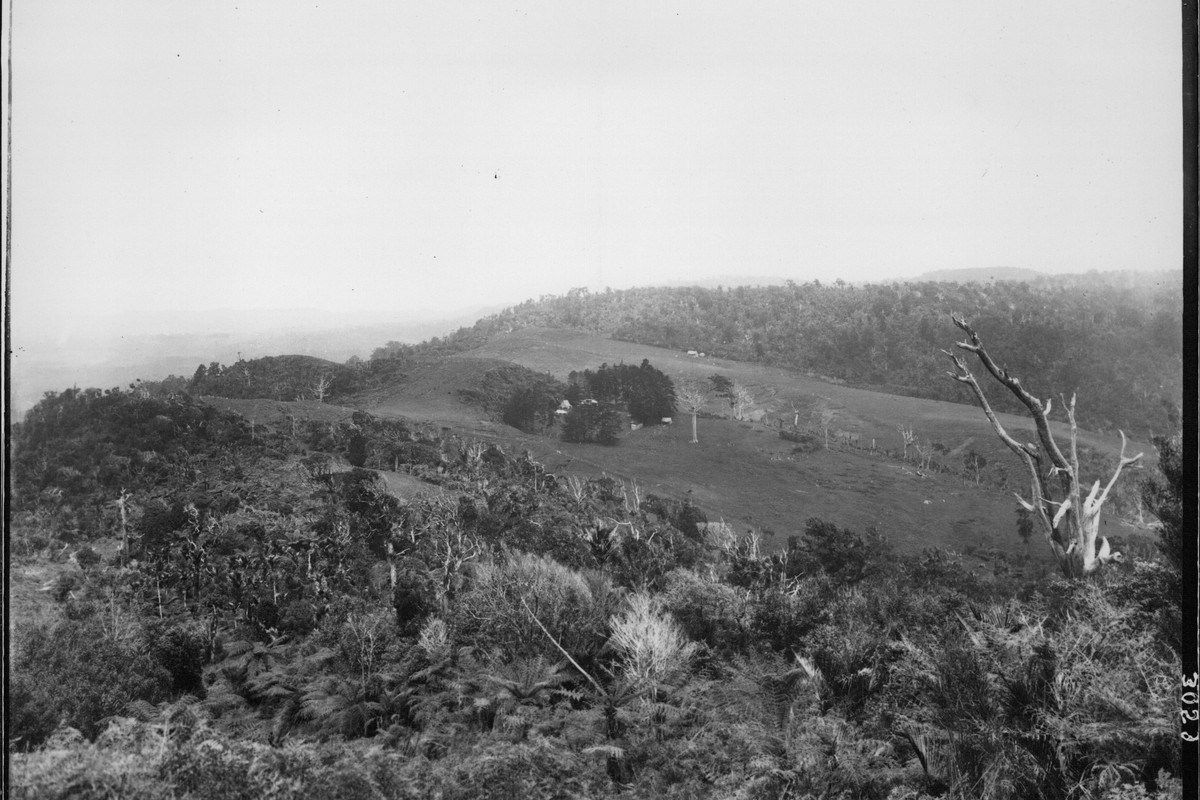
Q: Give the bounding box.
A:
[8,389,1185,799]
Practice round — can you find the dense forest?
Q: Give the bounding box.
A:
[368,272,1182,436]
[8,378,1184,798]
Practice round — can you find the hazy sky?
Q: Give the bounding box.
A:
[8,1,1183,341]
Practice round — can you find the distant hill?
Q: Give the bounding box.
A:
[913,266,1045,283]
[364,271,1182,436]
[8,305,503,416]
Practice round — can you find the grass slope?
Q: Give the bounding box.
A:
[362,356,526,426]
[204,329,1155,566]
[342,328,1150,564]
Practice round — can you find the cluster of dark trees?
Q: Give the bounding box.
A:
[453,364,568,434]
[559,401,624,445]
[188,355,354,401]
[183,353,427,407]
[10,387,274,546]
[455,359,677,445]
[554,360,677,445]
[566,360,677,427]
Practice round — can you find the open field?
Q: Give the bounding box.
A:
[204,328,1157,567]
[348,329,1152,565]
[461,328,1151,457]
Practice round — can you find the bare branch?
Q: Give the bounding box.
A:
[521,596,605,696]
[1086,431,1144,514]
[1051,498,1073,529]
[944,346,1061,554]
[951,315,1071,473]
[943,352,1027,461]
[1013,493,1036,512]
[949,314,1142,578]
[1063,393,1081,481]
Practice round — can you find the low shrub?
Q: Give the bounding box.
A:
[779,428,821,453]
[146,620,210,696]
[609,593,699,695]
[10,618,173,748]
[450,551,617,663]
[660,569,751,654]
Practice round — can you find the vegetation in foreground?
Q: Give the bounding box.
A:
[7,382,1184,799]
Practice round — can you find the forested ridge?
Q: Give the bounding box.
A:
[8,378,1185,798]
[369,272,1181,436]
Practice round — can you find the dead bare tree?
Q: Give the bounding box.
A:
[788,399,803,428]
[312,374,332,403]
[732,384,755,421]
[276,404,298,438]
[816,406,837,449]
[115,488,131,567]
[963,450,987,486]
[945,315,1142,578]
[914,441,934,471]
[677,379,708,444]
[898,425,916,460]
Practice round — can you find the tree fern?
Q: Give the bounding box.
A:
[889,584,1181,799]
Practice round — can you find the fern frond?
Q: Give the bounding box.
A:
[584,743,627,760]
[222,639,255,659]
[125,699,157,722]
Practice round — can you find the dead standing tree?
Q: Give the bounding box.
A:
[815,406,837,449]
[312,374,332,403]
[897,425,916,461]
[788,399,804,428]
[677,380,708,444]
[944,315,1142,578]
[732,383,755,421]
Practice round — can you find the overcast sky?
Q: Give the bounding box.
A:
[8,1,1183,341]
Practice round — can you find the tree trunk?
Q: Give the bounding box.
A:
[690,412,698,444]
[945,315,1142,578]
[117,489,129,567]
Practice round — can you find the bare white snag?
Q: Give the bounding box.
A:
[898,425,916,460]
[816,406,837,449]
[732,384,755,421]
[116,488,130,567]
[944,315,1142,578]
[788,399,803,428]
[312,374,332,403]
[676,380,708,444]
[914,441,934,471]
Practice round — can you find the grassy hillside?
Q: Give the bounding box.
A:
[378,274,1181,436]
[186,327,1157,567]
[149,319,1161,568]
[182,321,1156,566]
[442,328,1154,558]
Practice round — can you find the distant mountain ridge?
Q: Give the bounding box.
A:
[8,305,500,415]
[913,266,1045,283]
